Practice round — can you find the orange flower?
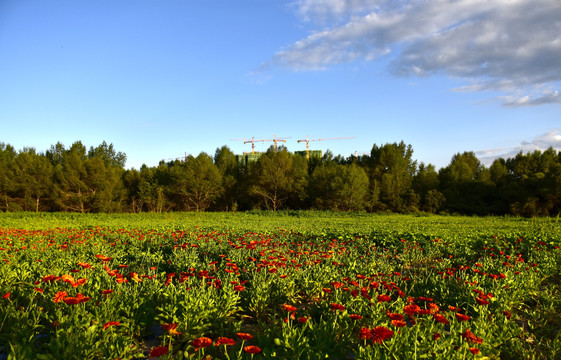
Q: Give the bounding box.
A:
[162,323,182,336]
[476,297,489,305]
[455,313,471,322]
[149,346,169,358]
[62,274,75,285]
[192,337,213,350]
[461,329,483,344]
[244,345,262,354]
[469,347,480,355]
[282,304,297,312]
[42,275,60,283]
[214,337,236,346]
[53,291,68,303]
[237,333,253,340]
[370,326,394,344]
[63,293,90,305]
[103,321,120,330]
[102,289,114,295]
[73,278,87,287]
[391,320,407,327]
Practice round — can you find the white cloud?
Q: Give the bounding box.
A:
[274,0,561,106]
[476,129,561,165]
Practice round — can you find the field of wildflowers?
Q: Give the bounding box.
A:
[1,212,560,359]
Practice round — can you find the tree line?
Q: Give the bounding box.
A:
[1,140,560,216]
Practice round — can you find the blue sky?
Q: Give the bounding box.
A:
[1,0,560,170]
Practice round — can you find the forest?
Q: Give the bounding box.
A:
[0,140,560,216]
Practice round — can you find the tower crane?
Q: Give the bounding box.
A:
[296,136,355,160]
[231,135,290,154]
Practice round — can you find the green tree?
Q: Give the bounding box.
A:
[310,163,369,211]
[366,141,417,212]
[123,169,142,213]
[214,146,238,211]
[0,143,17,211]
[52,141,126,213]
[413,163,444,213]
[248,147,308,211]
[137,164,169,212]
[506,148,561,216]
[53,142,90,212]
[88,141,127,168]
[170,153,222,212]
[438,152,492,214]
[11,148,53,212]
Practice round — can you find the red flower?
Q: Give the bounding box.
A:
[433,314,448,324]
[103,321,120,330]
[469,347,480,355]
[149,346,169,358]
[387,311,404,321]
[282,304,297,312]
[298,316,308,324]
[53,291,68,303]
[215,337,236,346]
[391,320,407,328]
[63,293,90,305]
[192,337,213,350]
[404,304,421,316]
[237,333,253,340]
[455,313,471,322]
[377,294,392,303]
[244,345,262,354]
[359,327,372,340]
[330,303,345,311]
[371,326,394,344]
[349,314,363,320]
[433,332,441,341]
[42,275,60,283]
[2,292,10,299]
[234,285,245,292]
[416,296,434,302]
[476,297,489,305]
[503,310,512,320]
[102,289,114,295]
[461,329,483,344]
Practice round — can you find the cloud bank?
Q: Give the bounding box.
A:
[476,129,561,165]
[272,0,561,106]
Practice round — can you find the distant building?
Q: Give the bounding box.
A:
[295,150,323,159]
[236,153,263,166]
[235,150,323,165]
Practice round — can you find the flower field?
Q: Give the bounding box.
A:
[1,212,560,359]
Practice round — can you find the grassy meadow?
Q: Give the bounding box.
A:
[1,212,560,359]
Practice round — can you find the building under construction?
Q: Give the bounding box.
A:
[232,135,353,165]
[235,150,323,166]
